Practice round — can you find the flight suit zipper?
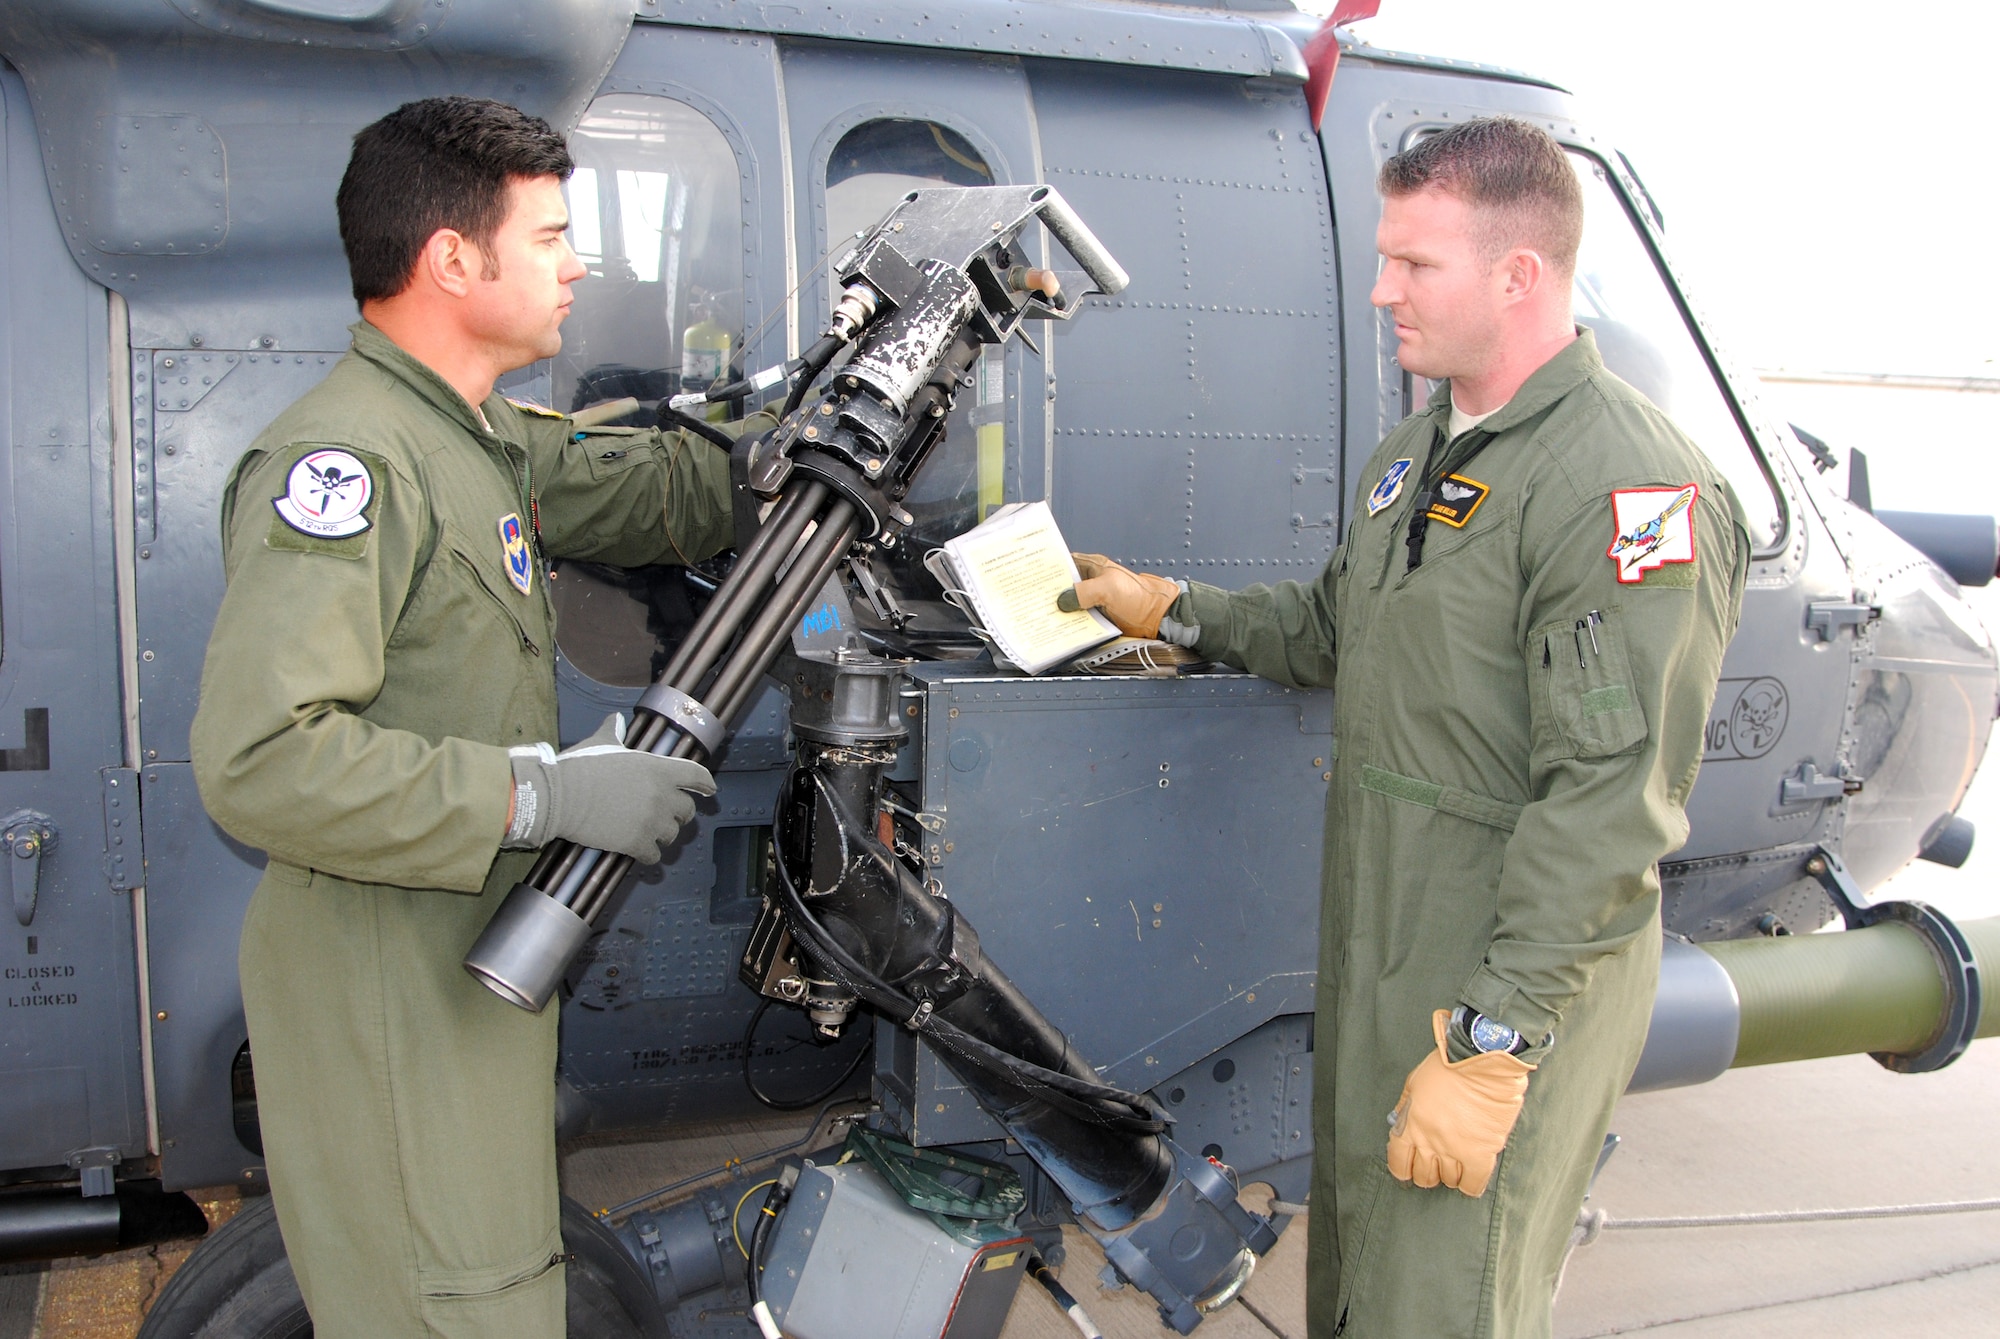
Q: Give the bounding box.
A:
[448,544,541,656]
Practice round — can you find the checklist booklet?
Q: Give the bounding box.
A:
[924,501,1120,675]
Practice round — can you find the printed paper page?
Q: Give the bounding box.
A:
[943,501,1117,673]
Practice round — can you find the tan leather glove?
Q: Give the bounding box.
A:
[1057,553,1180,638]
[1385,1010,1535,1198]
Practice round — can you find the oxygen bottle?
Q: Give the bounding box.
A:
[680,296,733,422]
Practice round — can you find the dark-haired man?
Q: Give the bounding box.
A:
[1069,118,1749,1334]
[191,97,742,1336]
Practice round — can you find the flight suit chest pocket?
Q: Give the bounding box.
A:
[433,522,542,658]
[1537,605,1646,758]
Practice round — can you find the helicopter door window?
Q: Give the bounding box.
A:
[1569,153,1787,551]
[822,119,1000,608]
[545,93,746,688]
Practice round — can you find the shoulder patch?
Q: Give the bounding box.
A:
[1608,484,1698,584]
[272,448,374,539]
[1367,458,1414,516]
[498,513,534,596]
[505,396,564,419]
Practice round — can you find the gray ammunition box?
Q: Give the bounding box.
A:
[761,1159,1030,1339]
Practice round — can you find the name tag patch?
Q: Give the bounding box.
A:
[1367,458,1414,516]
[1608,484,1698,584]
[498,513,534,595]
[1423,473,1489,528]
[272,449,374,538]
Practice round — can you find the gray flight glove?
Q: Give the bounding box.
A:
[501,712,716,864]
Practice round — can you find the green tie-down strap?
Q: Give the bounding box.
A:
[843,1126,1026,1241]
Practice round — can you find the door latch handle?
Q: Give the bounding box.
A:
[1780,762,1861,805]
[1805,601,1881,641]
[2,810,58,926]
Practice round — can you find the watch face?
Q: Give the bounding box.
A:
[1469,1014,1520,1054]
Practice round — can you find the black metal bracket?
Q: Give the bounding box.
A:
[0,708,50,772]
[1803,846,1982,1073]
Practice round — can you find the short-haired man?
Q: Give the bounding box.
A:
[191,97,741,1336]
[1068,118,1749,1334]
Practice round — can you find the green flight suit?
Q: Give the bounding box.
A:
[1176,331,1748,1338]
[189,322,745,1338]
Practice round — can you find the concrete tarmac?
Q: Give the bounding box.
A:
[19,1039,1985,1339]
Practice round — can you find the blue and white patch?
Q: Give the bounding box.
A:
[498,513,533,596]
[1367,458,1414,516]
[272,449,373,538]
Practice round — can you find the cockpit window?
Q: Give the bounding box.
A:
[822,119,1005,605]
[1570,153,1787,551]
[544,94,745,688]
[825,120,992,260]
[557,94,745,414]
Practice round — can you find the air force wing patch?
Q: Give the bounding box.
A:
[1367,458,1414,516]
[1608,484,1698,584]
[498,513,534,595]
[273,449,374,538]
[1424,473,1489,528]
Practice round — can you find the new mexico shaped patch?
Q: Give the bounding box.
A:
[1608,484,1698,584]
[498,512,533,596]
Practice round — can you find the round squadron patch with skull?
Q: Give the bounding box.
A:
[272,449,374,538]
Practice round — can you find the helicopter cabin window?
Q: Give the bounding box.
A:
[544,94,744,687]
[823,119,1005,616]
[1569,153,1786,550]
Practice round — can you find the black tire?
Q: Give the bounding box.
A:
[137,1195,665,1339]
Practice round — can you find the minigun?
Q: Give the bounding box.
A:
[465,185,1276,1332]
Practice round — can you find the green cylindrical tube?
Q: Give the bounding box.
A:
[1703,914,2000,1068]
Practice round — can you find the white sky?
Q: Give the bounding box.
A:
[1298,0,2000,377]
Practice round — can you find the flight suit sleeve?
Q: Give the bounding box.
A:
[523,410,776,567]
[1459,418,1750,1043]
[189,444,513,892]
[1173,554,1341,690]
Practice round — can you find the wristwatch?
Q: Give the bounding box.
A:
[1454,1005,1528,1056]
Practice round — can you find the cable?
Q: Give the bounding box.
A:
[781,333,845,418]
[742,996,875,1112]
[767,767,1169,1134]
[597,1096,866,1222]
[731,1178,781,1259]
[658,403,738,452]
[1028,1256,1103,1339]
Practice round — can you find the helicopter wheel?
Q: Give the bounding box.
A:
[136,1193,664,1339]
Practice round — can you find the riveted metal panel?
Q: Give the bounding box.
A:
[0,64,146,1177]
[906,666,1327,1097]
[137,763,266,1189]
[134,351,339,764]
[1029,60,1340,576]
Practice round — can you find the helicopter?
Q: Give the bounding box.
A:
[0,1,1994,1335]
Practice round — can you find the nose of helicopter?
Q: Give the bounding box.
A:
[1835,504,2000,893]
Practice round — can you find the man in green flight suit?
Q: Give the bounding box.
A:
[1067,119,1750,1336]
[190,98,741,1336]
